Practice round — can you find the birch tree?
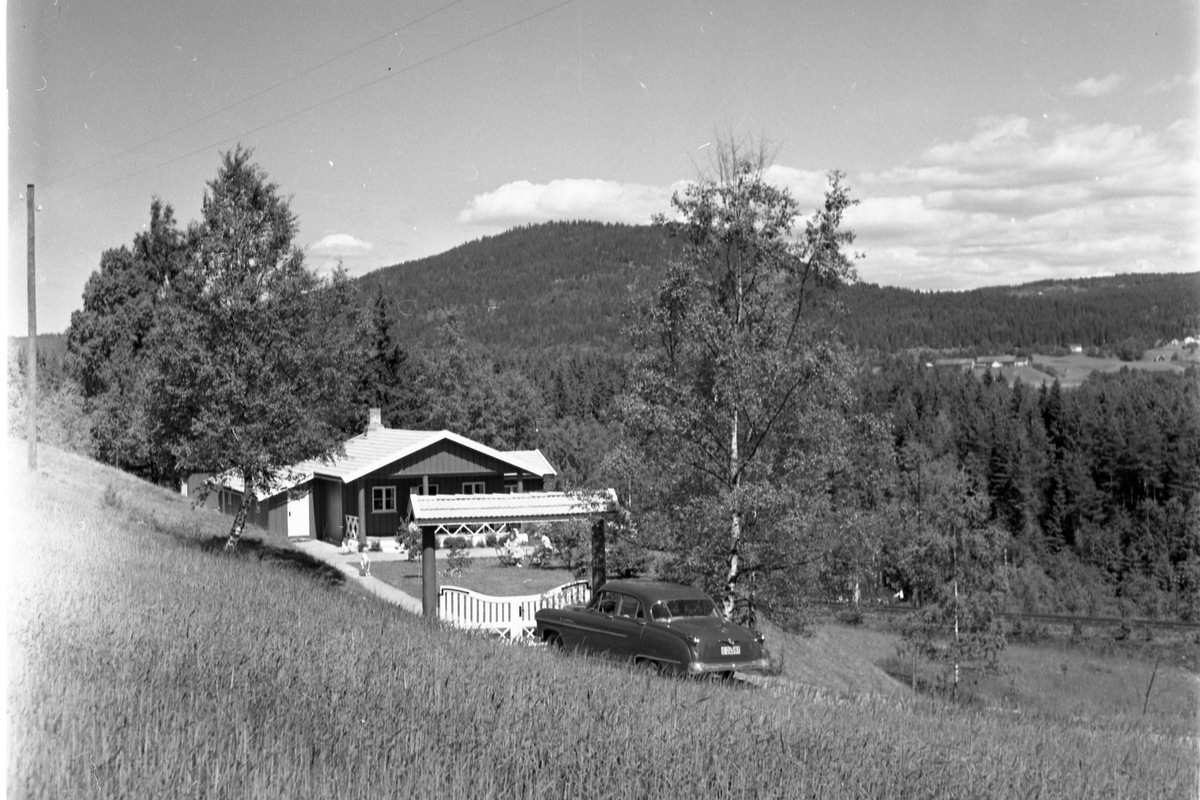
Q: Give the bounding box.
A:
[146,147,364,550]
[624,136,862,622]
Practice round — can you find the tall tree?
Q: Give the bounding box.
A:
[66,199,190,480]
[146,147,365,549]
[624,135,862,622]
[359,286,427,428]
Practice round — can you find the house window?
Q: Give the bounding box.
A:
[415,484,438,497]
[504,482,518,494]
[462,481,486,495]
[372,486,396,513]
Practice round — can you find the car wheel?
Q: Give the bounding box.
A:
[634,657,663,674]
[545,632,564,651]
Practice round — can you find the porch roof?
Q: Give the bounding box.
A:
[409,489,618,526]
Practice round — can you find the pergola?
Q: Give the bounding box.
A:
[408,489,620,618]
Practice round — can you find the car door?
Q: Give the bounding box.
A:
[578,590,623,654]
[606,593,648,660]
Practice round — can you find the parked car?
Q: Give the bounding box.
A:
[534,579,770,678]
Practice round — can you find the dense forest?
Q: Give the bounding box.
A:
[10,217,1199,621]
[360,221,1199,355]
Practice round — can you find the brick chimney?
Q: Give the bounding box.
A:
[366,407,385,433]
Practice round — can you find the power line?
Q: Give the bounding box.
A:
[45,0,468,191]
[51,0,574,205]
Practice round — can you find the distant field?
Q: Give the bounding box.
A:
[1022,348,1197,387]
[9,442,1198,798]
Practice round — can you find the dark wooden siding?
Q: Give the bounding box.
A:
[267,493,287,538]
[314,478,342,542]
[385,440,520,477]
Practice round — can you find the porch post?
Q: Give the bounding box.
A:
[590,516,607,596]
[357,485,366,546]
[422,475,437,618]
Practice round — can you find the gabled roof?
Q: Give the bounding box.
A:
[301,429,556,485]
[409,489,618,526]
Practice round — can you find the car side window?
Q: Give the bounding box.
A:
[617,595,642,619]
[594,592,618,615]
[650,603,670,621]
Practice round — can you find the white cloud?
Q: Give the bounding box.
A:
[306,233,375,278]
[848,115,1198,289]
[453,114,1197,291]
[457,178,687,226]
[309,233,374,256]
[1066,73,1123,98]
[1145,69,1200,93]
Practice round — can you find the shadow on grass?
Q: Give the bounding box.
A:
[194,536,347,588]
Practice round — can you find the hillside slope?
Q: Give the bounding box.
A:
[356,220,1199,354]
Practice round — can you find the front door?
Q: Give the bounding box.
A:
[287,487,311,538]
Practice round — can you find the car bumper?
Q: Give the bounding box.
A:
[686,655,771,675]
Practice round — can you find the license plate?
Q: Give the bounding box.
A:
[720,645,741,656]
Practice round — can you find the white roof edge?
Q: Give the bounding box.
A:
[323,429,556,484]
[312,430,442,484]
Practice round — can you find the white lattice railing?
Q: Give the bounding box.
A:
[432,522,513,547]
[438,580,592,641]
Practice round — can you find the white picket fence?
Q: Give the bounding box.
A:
[438,580,592,641]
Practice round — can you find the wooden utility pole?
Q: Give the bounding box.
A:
[27,184,37,470]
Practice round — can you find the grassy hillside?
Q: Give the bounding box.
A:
[8,442,1197,798]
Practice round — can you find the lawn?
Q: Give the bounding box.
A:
[371,556,583,597]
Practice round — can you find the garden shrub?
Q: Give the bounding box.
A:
[446,540,470,574]
[396,524,422,562]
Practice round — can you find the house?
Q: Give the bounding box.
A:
[188,409,558,543]
[974,355,1016,370]
[932,358,974,372]
[1069,344,1083,353]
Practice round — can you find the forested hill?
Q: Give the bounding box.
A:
[842,274,1200,355]
[358,221,1199,354]
[357,221,681,352]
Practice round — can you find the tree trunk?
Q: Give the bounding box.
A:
[225,474,253,551]
[724,409,740,621]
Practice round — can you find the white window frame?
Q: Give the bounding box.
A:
[504,482,518,494]
[462,481,486,495]
[415,484,438,497]
[372,486,396,513]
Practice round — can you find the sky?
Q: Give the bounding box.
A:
[7,0,1199,335]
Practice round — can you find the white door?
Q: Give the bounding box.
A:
[287,488,310,538]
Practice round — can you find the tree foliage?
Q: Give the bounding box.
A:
[145,147,366,548]
[623,136,867,623]
[65,200,190,480]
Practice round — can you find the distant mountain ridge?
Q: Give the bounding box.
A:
[356,220,1197,354]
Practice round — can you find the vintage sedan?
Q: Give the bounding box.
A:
[534,579,770,677]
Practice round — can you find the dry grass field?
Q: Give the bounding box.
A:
[8,441,1198,798]
[1029,347,1198,387]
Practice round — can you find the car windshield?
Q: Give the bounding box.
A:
[651,598,719,620]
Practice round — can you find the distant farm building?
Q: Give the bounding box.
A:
[975,355,1016,371]
[932,358,974,371]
